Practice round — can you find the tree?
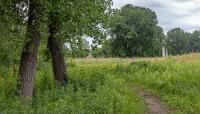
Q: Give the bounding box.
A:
[101,39,113,57]
[108,4,164,57]
[1,0,112,99]
[46,0,112,82]
[166,28,190,55]
[17,0,45,100]
[189,30,200,52]
[68,39,90,58]
[47,0,67,83]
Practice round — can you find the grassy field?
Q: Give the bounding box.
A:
[1,53,200,113]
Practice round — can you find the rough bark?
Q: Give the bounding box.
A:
[17,0,41,99]
[47,11,68,84]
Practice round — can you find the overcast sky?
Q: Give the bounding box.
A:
[113,0,200,33]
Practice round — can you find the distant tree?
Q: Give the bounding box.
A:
[101,39,113,57]
[65,39,90,58]
[166,28,190,55]
[91,47,103,58]
[189,30,200,52]
[108,4,164,57]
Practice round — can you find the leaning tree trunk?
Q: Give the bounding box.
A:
[47,11,68,84]
[17,0,41,100]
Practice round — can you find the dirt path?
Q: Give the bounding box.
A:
[135,87,170,114]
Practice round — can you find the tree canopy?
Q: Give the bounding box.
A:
[106,4,164,57]
[166,28,200,55]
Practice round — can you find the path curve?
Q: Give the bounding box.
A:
[135,87,170,114]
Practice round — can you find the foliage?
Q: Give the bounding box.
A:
[0,0,26,67]
[91,47,104,58]
[189,30,200,52]
[47,0,112,47]
[166,28,200,55]
[166,28,190,55]
[107,4,164,57]
[64,39,90,58]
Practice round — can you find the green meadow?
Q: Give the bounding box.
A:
[1,53,200,114]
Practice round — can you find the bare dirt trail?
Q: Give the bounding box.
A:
[135,87,171,114]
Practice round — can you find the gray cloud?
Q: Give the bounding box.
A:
[113,0,200,33]
[174,0,192,2]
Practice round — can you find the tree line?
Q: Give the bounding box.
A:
[91,5,200,58]
[94,27,200,58]
[166,28,200,55]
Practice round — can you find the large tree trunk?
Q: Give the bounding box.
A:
[17,0,41,100]
[47,11,68,84]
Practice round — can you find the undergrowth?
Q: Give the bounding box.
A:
[0,59,144,114]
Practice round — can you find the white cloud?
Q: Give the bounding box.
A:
[112,0,200,33]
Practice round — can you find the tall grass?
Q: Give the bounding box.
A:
[121,53,200,114]
[0,58,144,114]
[1,53,200,114]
